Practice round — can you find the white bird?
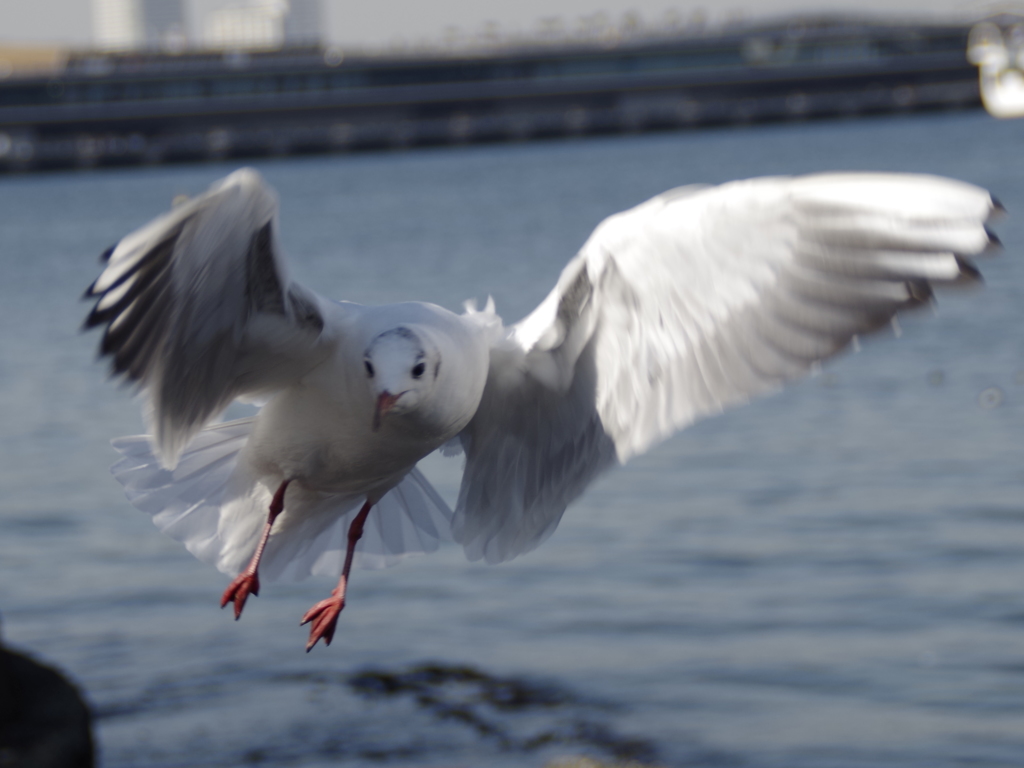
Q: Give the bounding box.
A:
[84,168,999,650]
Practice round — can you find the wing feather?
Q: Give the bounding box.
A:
[454,172,999,563]
[85,168,331,468]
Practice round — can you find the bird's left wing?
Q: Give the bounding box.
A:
[454,173,999,563]
[84,168,331,468]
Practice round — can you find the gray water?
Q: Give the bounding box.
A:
[1,110,1024,768]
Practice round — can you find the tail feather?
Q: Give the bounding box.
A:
[111,418,454,582]
[260,467,453,581]
[112,418,255,565]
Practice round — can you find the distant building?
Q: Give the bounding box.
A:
[92,0,187,51]
[283,0,322,46]
[92,0,140,50]
[140,0,188,50]
[204,0,322,50]
[205,2,285,50]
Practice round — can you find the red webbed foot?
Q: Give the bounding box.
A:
[300,501,371,651]
[220,573,259,620]
[300,590,345,652]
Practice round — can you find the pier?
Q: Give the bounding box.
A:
[0,18,980,172]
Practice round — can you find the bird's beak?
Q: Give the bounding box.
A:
[372,391,399,431]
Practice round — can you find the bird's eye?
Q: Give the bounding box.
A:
[411,362,426,378]
[364,361,374,378]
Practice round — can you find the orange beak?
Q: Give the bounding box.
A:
[372,391,399,431]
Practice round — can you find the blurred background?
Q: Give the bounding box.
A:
[0,0,1015,51]
[2,1,1024,767]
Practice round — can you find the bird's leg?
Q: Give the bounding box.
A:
[300,499,373,651]
[220,479,291,620]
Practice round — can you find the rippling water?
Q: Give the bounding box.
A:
[1,110,1023,767]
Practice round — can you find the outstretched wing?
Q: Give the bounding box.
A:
[454,173,999,563]
[84,168,331,468]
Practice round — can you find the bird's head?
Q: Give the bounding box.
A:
[364,326,440,431]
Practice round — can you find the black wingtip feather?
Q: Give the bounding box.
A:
[83,228,178,380]
[955,256,983,284]
[100,243,117,263]
[991,195,1006,213]
[906,280,934,305]
[985,226,1002,249]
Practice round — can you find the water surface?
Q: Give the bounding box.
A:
[1,111,1023,767]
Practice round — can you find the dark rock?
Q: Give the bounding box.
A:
[0,635,94,768]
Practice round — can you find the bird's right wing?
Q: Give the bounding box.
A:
[454,173,999,564]
[84,168,332,468]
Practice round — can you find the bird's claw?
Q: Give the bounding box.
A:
[220,573,259,620]
[300,594,344,652]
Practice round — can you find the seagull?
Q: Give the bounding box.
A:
[84,168,999,650]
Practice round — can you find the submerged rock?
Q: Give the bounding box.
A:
[349,662,658,764]
[546,758,660,768]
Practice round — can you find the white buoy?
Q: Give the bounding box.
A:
[969,22,1024,118]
